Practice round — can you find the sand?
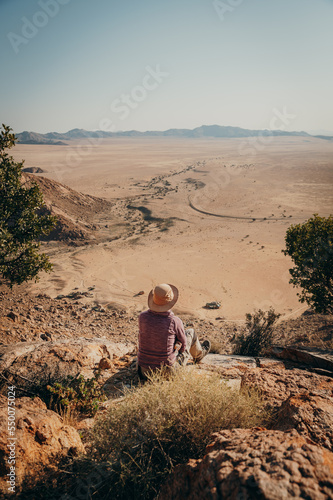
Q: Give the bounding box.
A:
[12,136,333,321]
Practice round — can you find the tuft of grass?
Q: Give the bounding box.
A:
[79,367,269,499]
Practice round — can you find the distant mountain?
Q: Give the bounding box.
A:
[17,125,329,145]
[308,129,333,136]
[313,135,333,141]
[17,131,67,145]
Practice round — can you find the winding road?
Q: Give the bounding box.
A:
[188,196,294,222]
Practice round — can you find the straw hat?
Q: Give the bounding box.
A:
[148,283,179,312]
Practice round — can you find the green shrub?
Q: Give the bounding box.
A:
[47,371,106,417]
[79,368,269,499]
[0,124,56,286]
[234,308,280,357]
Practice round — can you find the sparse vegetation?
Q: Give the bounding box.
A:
[80,368,269,499]
[47,371,107,417]
[0,124,56,286]
[234,308,280,356]
[283,215,333,313]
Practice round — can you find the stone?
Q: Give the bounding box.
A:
[6,312,19,322]
[241,365,333,406]
[0,339,133,388]
[201,353,257,369]
[0,395,84,494]
[99,357,112,370]
[257,357,285,369]
[158,429,333,500]
[274,393,333,451]
[271,346,333,373]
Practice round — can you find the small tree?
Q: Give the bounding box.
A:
[0,124,56,286]
[283,215,333,313]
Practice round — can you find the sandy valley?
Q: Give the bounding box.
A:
[12,136,333,321]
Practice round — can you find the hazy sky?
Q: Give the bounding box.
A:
[1,0,333,134]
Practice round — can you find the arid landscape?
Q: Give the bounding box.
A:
[1,134,332,499]
[2,0,333,496]
[12,136,333,322]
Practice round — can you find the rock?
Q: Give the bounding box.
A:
[99,357,112,370]
[274,393,333,451]
[197,354,257,380]
[0,395,84,494]
[0,339,133,388]
[241,366,333,406]
[75,418,95,431]
[257,358,285,369]
[6,312,19,322]
[201,353,257,369]
[22,166,44,173]
[271,346,333,373]
[158,429,333,500]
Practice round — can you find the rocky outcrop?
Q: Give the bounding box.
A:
[158,428,333,500]
[0,339,133,389]
[271,346,333,373]
[274,393,333,451]
[0,395,84,494]
[22,166,45,173]
[241,365,333,406]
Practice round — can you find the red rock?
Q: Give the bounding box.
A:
[0,395,84,494]
[7,312,19,322]
[241,366,333,406]
[274,393,333,451]
[0,339,133,384]
[158,429,333,500]
[99,357,112,370]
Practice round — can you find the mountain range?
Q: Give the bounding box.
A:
[16,125,333,145]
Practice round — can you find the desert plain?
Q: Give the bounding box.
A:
[12,136,333,322]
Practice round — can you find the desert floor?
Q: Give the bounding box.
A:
[12,136,333,321]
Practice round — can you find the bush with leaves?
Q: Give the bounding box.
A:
[234,308,280,357]
[47,371,107,417]
[0,124,56,286]
[283,214,333,313]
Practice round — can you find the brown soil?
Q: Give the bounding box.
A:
[1,285,332,354]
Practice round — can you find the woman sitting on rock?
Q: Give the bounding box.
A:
[137,283,211,380]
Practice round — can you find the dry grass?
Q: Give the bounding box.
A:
[57,404,79,427]
[77,367,269,499]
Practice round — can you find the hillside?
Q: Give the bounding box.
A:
[23,173,113,244]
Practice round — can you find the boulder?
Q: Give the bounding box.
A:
[271,346,333,373]
[274,393,333,451]
[158,428,333,500]
[201,353,257,369]
[241,365,333,406]
[0,395,84,494]
[0,339,133,388]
